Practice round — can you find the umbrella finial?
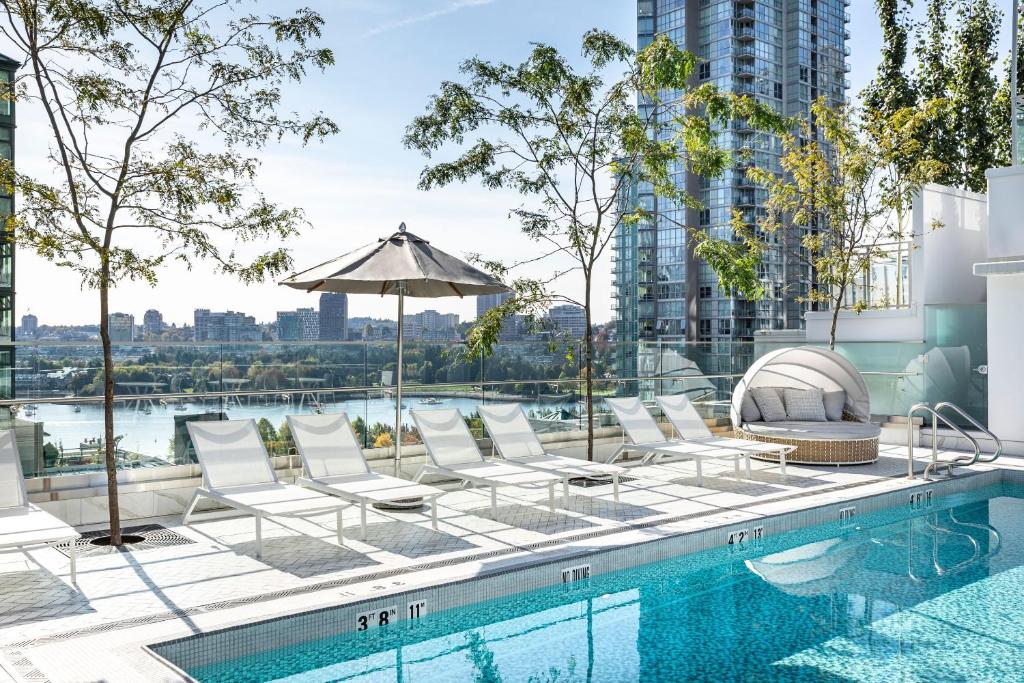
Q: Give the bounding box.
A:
[398,222,407,233]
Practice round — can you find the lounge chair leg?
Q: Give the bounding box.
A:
[68,538,77,586]
[695,459,704,487]
[548,483,555,512]
[490,487,497,520]
[254,513,263,560]
[360,500,367,540]
[181,491,201,526]
[607,445,624,465]
[734,456,741,481]
[746,455,752,480]
[562,479,569,508]
[412,466,427,483]
[612,474,620,502]
[337,507,346,547]
[430,498,438,530]
[780,451,787,477]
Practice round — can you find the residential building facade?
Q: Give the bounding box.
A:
[402,310,460,341]
[194,309,261,342]
[476,292,530,340]
[19,314,37,339]
[349,317,397,341]
[476,292,510,320]
[108,313,135,342]
[142,309,165,340]
[613,0,849,376]
[318,293,348,341]
[546,304,587,339]
[277,308,319,341]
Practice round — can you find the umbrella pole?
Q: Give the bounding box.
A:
[395,284,405,478]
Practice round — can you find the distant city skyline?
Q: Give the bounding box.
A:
[6,0,1018,327]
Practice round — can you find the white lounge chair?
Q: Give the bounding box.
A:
[657,394,793,476]
[605,397,749,486]
[0,430,79,584]
[411,409,567,519]
[287,413,446,539]
[182,419,346,560]
[478,403,625,501]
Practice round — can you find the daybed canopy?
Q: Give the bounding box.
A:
[731,346,871,426]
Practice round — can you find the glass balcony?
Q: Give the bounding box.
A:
[842,242,911,311]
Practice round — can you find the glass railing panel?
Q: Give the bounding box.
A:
[4,336,993,478]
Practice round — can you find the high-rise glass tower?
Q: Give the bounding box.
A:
[318,292,348,341]
[0,53,17,399]
[613,0,849,377]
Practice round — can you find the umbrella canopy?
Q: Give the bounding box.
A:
[280,223,510,479]
[280,223,509,297]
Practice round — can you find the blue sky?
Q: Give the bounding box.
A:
[14,0,1019,327]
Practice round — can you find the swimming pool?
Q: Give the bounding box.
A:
[159,481,1024,682]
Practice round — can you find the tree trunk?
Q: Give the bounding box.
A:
[99,257,121,545]
[583,280,594,462]
[829,288,845,351]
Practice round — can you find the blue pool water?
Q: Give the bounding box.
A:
[184,484,1024,682]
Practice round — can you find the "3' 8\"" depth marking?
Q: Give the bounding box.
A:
[356,605,397,631]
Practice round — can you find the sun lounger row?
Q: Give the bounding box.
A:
[0,394,793,580]
[605,396,793,484]
[181,408,627,559]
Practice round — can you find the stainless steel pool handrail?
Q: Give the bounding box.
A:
[908,509,1001,582]
[934,402,1003,464]
[906,402,1001,480]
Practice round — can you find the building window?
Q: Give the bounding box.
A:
[0,72,10,117]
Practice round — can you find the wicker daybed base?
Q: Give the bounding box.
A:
[737,429,879,465]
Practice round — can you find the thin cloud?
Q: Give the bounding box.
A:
[363,0,499,38]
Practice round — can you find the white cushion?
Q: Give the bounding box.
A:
[784,388,828,422]
[743,421,881,441]
[822,390,846,421]
[751,387,787,422]
[740,392,762,423]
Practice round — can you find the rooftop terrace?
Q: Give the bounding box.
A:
[0,434,1016,681]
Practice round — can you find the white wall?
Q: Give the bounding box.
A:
[986,275,1024,453]
[981,167,1024,454]
[805,183,987,343]
[986,167,1024,258]
[918,184,988,306]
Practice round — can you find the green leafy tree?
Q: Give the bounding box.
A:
[404,30,782,460]
[863,0,917,118]
[749,99,945,349]
[257,417,278,447]
[993,6,1024,167]
[915,0,959,184]
[351,415,367,446]
[0,1,337,544]
[949,0,1003,190]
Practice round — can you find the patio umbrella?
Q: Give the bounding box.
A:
[280,223,510,477]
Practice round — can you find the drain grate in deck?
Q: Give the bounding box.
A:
[569,475,638,488]
[52,524,196,558]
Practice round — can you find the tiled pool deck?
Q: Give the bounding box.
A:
[1,444,1020,682]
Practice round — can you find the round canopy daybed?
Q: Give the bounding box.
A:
[731,346,880,465]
